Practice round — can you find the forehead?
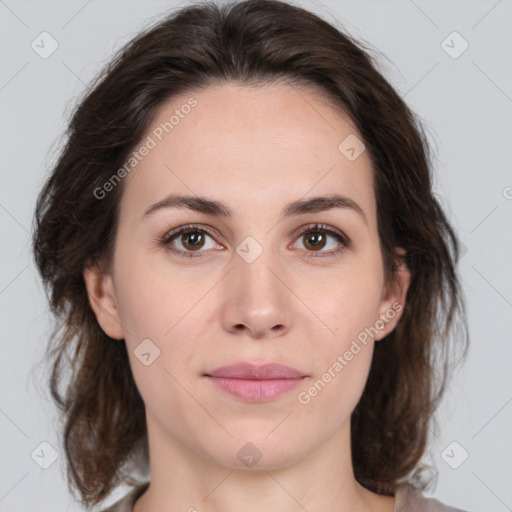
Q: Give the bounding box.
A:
[120,82,376,228]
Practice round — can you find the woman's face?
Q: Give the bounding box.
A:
[85,82,409,470]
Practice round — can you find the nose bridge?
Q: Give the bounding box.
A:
[235,235,283,307]
[220,234,292,337]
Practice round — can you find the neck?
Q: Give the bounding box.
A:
[133,414,395,512]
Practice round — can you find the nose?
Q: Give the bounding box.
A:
[219,245,294,340]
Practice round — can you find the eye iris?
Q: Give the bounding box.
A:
[182,231,204,250]
[304,232,326,251]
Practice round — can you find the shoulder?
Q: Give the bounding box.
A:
[394,483,468,512]
[100,482,150,512]
[99,481,469,512]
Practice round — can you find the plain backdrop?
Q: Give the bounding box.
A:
[0,0,511,511]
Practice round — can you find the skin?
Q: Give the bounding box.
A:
[84,82,410,512]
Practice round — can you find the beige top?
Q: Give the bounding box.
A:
[101,481,467,512]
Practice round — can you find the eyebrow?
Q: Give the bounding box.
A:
[141,193,367,225]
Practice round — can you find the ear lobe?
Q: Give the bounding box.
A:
[83,264,124,340]
[374,248,411,341]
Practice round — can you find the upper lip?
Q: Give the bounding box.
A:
[205,363,306,380]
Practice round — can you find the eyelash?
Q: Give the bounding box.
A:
[158,223,351,259]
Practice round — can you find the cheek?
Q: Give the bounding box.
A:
[310,262,384,346]
[292,265,383,413]
[298,319,376,424]
[295,340,375,445]
[111,247,204,379]
[112,246,182,339]
[299,268,382,407]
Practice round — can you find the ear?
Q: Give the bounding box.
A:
[374,247,410,341]
[83,263,124,340]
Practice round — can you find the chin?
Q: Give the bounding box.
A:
[202,432,311,471]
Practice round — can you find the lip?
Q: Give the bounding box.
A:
[204,363,308,402]
[206,362,306,379]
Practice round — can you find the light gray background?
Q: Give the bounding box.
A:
[1,0,511,511]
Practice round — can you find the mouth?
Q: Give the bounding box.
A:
[203,362,308,402]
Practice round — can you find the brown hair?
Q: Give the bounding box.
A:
[32,0,469,506]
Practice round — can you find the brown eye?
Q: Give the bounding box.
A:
[293,224,351,259]
[179,230,206,251]
[302,232,327,251]
[159,224,222,258]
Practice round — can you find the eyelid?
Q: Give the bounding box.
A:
[160,223,222,243]
[293,223,349,245]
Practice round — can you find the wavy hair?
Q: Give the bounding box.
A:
[32,0,469,506]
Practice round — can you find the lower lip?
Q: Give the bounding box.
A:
[205,376,305,402]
